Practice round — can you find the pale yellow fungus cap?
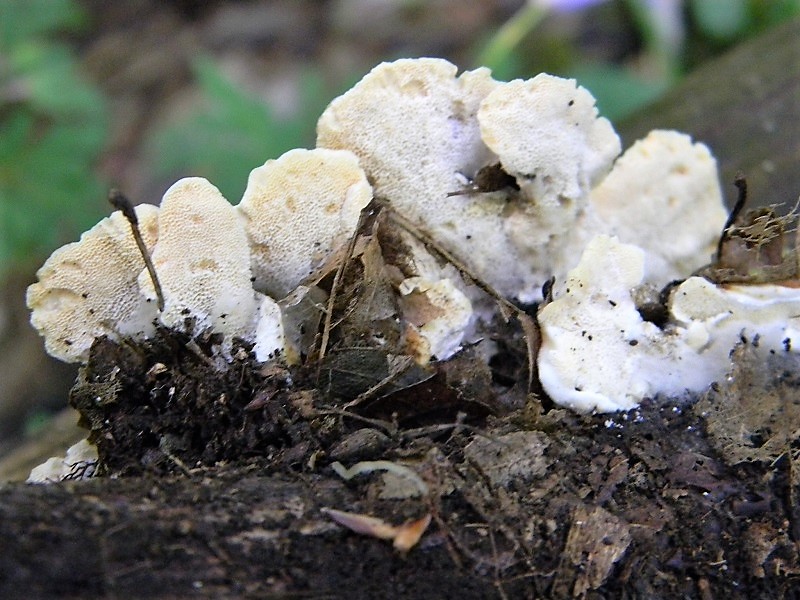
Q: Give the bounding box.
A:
[141,177,259,342]
[238,148,372,298]
[26,204,159,363]
[398,277,473,363]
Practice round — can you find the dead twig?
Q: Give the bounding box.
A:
[343,355,415,409]
[716,174,749,262]
[317,203,376,363]
[109,189,165,312]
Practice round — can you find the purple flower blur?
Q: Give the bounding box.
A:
[534,0,609,13]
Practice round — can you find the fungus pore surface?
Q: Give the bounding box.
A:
[140,177,259,343]
[26,204,159,363]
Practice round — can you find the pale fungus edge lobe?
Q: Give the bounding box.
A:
[238,148,372,299]
[26,204,160,363]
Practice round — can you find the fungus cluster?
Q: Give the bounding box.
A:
[25,56,800,466]
[26,148,371,365]
[537,236,800,412]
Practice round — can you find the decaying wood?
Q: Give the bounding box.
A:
[3,383,799,599]
[619,17,800,212]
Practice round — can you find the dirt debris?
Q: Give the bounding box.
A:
[28,320,797,597]
[11,200,800,598]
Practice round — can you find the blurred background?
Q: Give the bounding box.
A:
[1,0,799,468]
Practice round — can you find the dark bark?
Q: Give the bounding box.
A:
[619,17,800,211]
[1,470,490,599]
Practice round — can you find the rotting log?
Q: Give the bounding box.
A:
[2,388,798,599]
[619,17,800,211]
[0,471,483,599]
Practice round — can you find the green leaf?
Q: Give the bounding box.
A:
[0,0,84,50]
[0,111,105,259]
[9,42,107,116]
[147,57,332,202]
[567,64,669,122]
[690,0,752,42]
[753,0,800,28]
[0,0,107,276]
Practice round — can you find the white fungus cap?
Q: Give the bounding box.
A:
[477,74,621,300]
[538,235,671,412]
[27,204,160,363]
[140,177,259,343]
[587,130,727,283]
[318,58,499,217]
[238,148,373,299]
[318,58,627,302]
[318,59,530,293]
[478,74,620,235]
[539,235,800,413]
[398,277,473,363]
[27,439,98,483]
[670,276,800,362]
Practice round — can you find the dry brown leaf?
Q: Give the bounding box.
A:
[321,508,432,552]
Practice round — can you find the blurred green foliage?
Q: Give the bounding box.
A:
[147,57,335,202]
[0,0,108,277]
[477,0,800,122]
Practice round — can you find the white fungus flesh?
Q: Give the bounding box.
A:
[478,74,620,239]
[253,294,286,363]
[27,204,160,363]
[140,177,259,342]
[318,59,522,293]
[586,130,727,283]
[538,235,800,413]
[238,148,372,299]
[537,235,685,413]
[669,277,800,368]
[318,58,627,302]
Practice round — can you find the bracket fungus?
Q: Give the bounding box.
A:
[27,439,98,483]
[584,129,728,284]
[140,177,260,344]
[538,235,800,413]
[398,277,473,363]
[477,74,620,246]
[24,56,798,433]
[26,203,159,363]
[317,58,727,305]
[238,148,373,298]
[537,235,683,413]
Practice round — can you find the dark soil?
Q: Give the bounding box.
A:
[3,318,799,598]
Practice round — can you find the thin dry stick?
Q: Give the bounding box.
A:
[383,203,539,390]
[384,206,519,318]
[716,174,748,262]
[343,354,415,408]
[317,204,374,362]
[313,406,397,436]
[108,188,165,312]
